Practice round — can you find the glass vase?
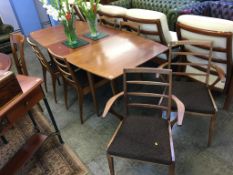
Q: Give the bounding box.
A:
[62,19,78,48]
[87,17,98,38]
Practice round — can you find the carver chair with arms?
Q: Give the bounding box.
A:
[48,49,108,124]
[176,14,233,110]
[160,40,222,146]
[102,68,185,175]
[27,37,61,103]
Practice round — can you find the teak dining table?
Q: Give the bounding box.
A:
[30,21,168,115]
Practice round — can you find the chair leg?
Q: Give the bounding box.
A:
[107,154,115,175]
[57,77,61,85]
[87,72,99,116]
[77,90,84,124]
[169,162,175,175]
[51,75,57,103]
[42,67,48,92]
[63,82,68,110]
[37,102,43,112]
[208,114,216,147]
[110,80,117,95]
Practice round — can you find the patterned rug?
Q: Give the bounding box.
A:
[0,108,88,175]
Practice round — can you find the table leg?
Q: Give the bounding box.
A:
[110,80,117,95]
[87,72,100,116]
[43,98,64,144]
[28,110,40,132]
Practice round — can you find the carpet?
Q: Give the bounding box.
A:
[0,108,88,175]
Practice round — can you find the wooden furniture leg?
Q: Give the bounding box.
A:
[107,154,115,175]
[43,98,64,144]
[87,72,100,116]
[169,162,175,175]
[28,110,40,132]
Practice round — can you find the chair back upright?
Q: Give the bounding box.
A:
[27,38,52,73]
[123,68,172,121]
[168,40,213,86]
[120,16,167,45]
[48,49,81,88]
[176,15,233,92]
[10,33,28,75]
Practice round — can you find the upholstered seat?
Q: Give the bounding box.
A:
[98,5,127,27]
[172,81,215,114]
[108,115,172,165]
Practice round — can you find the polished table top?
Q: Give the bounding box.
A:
[31,21,167,80]
[0,53,11,74]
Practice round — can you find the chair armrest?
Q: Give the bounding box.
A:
[158,62,169,69]
[102,91,124,118]
[171,95,185,126]
[210,64,226,82]
[110,0,132,8]
[0,24,14,35]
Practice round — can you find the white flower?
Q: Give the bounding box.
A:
[68,0,75,4]
[62,2,68,12]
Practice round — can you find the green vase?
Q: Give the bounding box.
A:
[62,19,78,48]
[87,17,98,37]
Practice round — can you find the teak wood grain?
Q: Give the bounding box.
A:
[0,53,11,73]
[30,21,167,80]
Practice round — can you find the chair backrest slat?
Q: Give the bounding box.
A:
[176,21,232,91]
[120,16,167,45]
[168,40,213,85]
[10,33,28,75]
[48,49,80,86]
[27,38,52,72]
[123,68,172,120]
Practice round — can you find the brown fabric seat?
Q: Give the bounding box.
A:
[107,115,172,165]
[172,81,215,114]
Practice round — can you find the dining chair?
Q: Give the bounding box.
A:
[160,40,224,146]
[10,32,28,75]
[98,5,127,28]
[120,9,177,63]
[102,67,185,175]
[72,4,86,22]
[48,49,108,124]
[10,33,43,113]
[176,14,233,110]
[27,37,61,103]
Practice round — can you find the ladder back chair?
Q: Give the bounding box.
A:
[102,68,185,175]
[161,40,222,146]
[176,15,233,110]
[48,49,108,124]
[10,32,28,75]
[27,37,61,103]
[120,9,177,62]
[98,5,127,29]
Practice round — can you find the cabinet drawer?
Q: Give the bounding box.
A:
[6,86,44,124]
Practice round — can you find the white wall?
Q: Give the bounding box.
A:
[0,0,19,30]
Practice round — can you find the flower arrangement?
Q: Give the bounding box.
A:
[77,0,100,37]
[39,0,78,47]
